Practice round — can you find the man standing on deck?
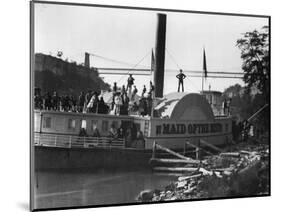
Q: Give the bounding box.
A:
[176,69,186,92]
[126,74,135,94]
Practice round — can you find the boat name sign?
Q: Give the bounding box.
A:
[155,123,223,135]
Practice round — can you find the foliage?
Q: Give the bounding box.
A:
[223,83,269,131]
[236,26,269,102]
[34,53,110,97]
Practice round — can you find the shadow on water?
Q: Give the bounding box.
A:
[34,167,178,209]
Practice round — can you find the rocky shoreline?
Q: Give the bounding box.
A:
[137,143,269,202]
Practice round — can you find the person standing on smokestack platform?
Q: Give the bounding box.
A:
[176,69,186,92]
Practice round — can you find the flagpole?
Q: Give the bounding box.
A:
[202,47,207,94]
[151,48,154,118]
[201,47,204,94]
[201,69,204,93]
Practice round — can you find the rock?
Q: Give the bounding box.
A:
[183,186,196,194]
[170,196,178,200]
[137,189,154,202]
[177,180,187,189]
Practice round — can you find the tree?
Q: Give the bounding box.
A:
[236,26,269,102]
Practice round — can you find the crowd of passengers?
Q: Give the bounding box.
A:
[78,120,145,148]
[34,74,155,117]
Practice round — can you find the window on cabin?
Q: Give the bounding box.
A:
[81,120,87,129]
[102,120,108,132]
[111,121,118,129]
[68,119,76,130]
[43,117,51,128]
[225,123,229,132]
[135,123,141,131]
[92,120,98,131]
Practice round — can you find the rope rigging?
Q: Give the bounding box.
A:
[165,48,201,92]
[115,50,152,84]
[88,52,150,68]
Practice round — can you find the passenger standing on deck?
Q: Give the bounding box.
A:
[126,74,135,94]
[84,90,92,110]
[131,85,138,101]
[142,85,147,97]
[176,69,186,92]
[148,81,155,97]
[78,91,85,112]
[115,94,123,115]
[97,96,107,114]
[113,82,118,95]
[92,124,100,138]
[121,85,126,95]
[122,93,129,115]
[109,123,118,143]
[44,92,52,110]
[87,92,98,113]
[226,98,232,116]
[222,99,227,115]
[52,91,60,111]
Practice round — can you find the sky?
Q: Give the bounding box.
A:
[34,3,269,94]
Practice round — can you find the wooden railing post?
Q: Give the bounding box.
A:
[184,141,187,156]
[69,136,71,148]
[195,147,199,160]
[123,138,126,149]
[196,139,200,160]
[152,141,156,159]
[38,134,41,145]
[55,135,57,146]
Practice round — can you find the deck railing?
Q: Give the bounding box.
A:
[34,132,125,149]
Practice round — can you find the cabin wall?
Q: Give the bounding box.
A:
[35,111,134,137]
[133,118,151,137]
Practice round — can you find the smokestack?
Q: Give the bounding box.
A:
[154,13,167,98]
[84,52,90,68]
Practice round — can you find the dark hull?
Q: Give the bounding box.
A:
[34,146,156,170]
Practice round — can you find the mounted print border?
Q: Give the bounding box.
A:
[30,1,270,211]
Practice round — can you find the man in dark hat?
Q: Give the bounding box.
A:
[176,69,186,92]
[126,74,135,93]
[148,81,155,97]
[142,85,147,97]
[113,82,118,94]
[78,91,85,112]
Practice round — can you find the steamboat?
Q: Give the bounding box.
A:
[32,14,233,170]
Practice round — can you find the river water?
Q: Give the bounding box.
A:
[34,169,178,209]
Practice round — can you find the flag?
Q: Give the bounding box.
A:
[203,48,207,78]
[151,49,155,73]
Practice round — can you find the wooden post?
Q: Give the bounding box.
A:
[156,143,197,162]
[55,135,57,147]
[123,138,126,149]
[195,147,199,160]
[196,139,201,160]
[152,141,156,159]
[38,134,41,145]
[200,139,223,153]
[183,142,186,156]
[69,136,71,148]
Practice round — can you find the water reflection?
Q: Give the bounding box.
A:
[34,169,177,209]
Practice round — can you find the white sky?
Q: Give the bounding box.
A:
[34,3,268,94]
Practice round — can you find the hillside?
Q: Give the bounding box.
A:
[34,53,110,96]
